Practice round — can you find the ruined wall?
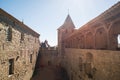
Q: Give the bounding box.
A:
[63,48,120,80]
[0,9,40,80]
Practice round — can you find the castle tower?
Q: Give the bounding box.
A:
[57,14,75,55]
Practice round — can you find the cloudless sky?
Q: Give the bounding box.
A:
[0,0,119,46]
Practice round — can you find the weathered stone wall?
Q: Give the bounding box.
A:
[0,9,40,80]
[38,48,59,67]
[63,48,120,80]
[57,2,120,80]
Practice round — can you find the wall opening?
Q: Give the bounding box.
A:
[117,34,120,48]
[6,27,12,41]
[79,57,83,71]
[95,28,107,49]
[20,33,24,42]
[9,59,14,75]
[30,54,32,63]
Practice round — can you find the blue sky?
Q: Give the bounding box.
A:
[0,0,119,46]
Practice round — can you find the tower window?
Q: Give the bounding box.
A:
[30,54,32,63]
[9,59,14,75]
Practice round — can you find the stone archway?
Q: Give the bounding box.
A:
[95,27,107,49]
[85,32,94,49]
[79,35,85,49]
[109,19,120,50]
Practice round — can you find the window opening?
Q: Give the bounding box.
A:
[21,33,24,41]
[117,34,120,48]
[30,54,32,63]
[6,27,12,41]
[9,59,14,75]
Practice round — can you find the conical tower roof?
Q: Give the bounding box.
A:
[58,14,75,30]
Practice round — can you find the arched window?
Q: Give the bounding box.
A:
[86,32,94,49]
[109,20,120,50]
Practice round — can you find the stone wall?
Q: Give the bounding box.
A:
[0,9,40,80]
[38,48,59,67]
[57,2,120,80]
[63,48,120,80]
